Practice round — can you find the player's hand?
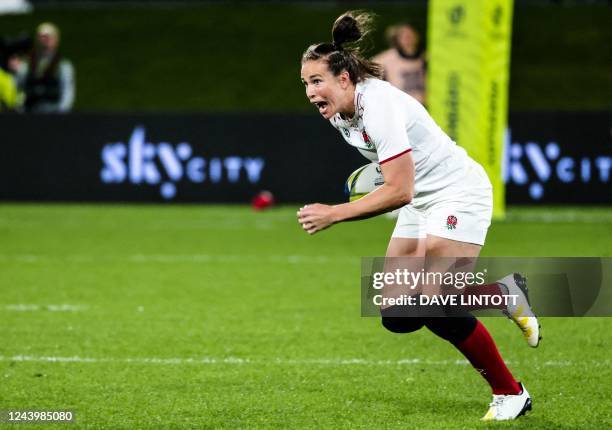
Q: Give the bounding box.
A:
[297,203,336,235]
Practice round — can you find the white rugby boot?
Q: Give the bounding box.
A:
[481,382,532,421]
[497,273,541,348]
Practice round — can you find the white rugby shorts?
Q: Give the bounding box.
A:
[392,163,493,246]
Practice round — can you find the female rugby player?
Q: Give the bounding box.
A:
[297,11,539,421]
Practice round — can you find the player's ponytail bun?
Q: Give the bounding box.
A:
[302,10,382,83]
[332,13,364,48]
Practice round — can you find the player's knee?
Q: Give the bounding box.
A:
[381,316,425,334]
[380,303,429,333]
[425,314,477,344]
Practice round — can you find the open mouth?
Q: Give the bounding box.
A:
[314,101,329,115]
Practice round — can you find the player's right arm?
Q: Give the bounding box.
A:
[332,150,414,221]
[297,153,413,234]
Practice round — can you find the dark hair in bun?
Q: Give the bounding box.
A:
[302,10,383,83]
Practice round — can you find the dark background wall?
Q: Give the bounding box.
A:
[1,112,609,204]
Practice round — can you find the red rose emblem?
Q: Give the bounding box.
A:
[446,215,458,230]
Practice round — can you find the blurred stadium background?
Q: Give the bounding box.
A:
[1,0,611,428]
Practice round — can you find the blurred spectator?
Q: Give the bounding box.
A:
[372,23,426,104]
[0,33,31,112]
[0,33,31,71]
[14,22,75,113]
[0,67,18,111]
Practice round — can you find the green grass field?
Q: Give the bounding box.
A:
[1,204,611,429]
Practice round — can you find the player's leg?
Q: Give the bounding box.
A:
[461,272,541,347]
[420,176,540,345]
[380,205,427,334]
[385,237,425,257]
[424,234,531,420]
[426,206,540,347]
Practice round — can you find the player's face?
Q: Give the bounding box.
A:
[300,59,352,120]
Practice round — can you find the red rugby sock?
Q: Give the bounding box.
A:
[455,320,521,395]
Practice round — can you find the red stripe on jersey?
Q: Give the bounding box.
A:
[379,148,412,165]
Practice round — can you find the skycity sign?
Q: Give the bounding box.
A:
[504,139,610,201]
[0,113,357,203]
[101,126,265,200]
[504,112,611,204]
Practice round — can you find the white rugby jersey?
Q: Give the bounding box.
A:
[331,78,483,202]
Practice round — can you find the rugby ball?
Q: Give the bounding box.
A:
[345,162,384,202]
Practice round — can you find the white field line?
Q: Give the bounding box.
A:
[3,304,88,312]
[127,254,354,264]
[0,355,607,368]
[0,254,356,264]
